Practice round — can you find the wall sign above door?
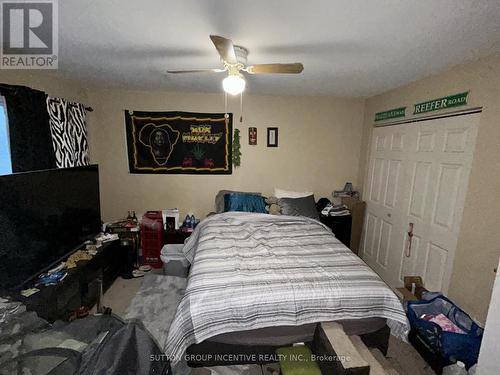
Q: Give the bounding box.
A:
[414,91,469,115]
[375,107,406,122]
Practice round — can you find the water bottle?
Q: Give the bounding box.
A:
[443,361,467,375]
[184,215,191,229]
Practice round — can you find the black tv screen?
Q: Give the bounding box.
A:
[0,165,101,290]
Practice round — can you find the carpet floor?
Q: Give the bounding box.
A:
[101,274,435,375]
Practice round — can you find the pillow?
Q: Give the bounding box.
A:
[274,187,314,199]
[215,190,261,213]
[278,195,319,220]
[224,193,267,213]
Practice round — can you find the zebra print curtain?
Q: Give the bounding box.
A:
[46,97,90,168]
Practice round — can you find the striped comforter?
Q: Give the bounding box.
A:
[165,212,409,362]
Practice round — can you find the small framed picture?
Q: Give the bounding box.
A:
[267,127,278,147]
[248,127,257,145]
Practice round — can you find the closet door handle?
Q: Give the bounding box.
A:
[405,223,414,257]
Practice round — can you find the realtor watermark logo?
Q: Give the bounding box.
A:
[0,0,58,69]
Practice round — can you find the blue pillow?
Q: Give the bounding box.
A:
[224,193,267,213]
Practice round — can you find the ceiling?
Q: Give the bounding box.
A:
[59,0,500,97]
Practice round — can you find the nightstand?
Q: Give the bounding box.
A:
[319,214,352,250]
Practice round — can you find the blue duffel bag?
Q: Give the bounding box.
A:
[407,295,483,368]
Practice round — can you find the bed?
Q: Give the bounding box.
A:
[165,211,409,365]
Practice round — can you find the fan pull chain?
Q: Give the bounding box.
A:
[224,91,227,115]
[239,92,243,123]
[224,92,229,125]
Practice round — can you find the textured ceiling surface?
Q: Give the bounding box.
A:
[58,0,500,96]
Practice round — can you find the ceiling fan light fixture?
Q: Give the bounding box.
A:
[223,73,246,95]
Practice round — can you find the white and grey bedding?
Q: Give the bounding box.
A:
[165,212,409,362]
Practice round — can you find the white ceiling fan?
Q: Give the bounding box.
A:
[167,35,304,95]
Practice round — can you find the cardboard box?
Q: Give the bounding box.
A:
[396,287,419,302]
[396,276,428,301]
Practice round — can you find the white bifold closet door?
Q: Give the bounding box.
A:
[361,113,480,293]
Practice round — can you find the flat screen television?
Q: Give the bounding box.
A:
[0,165,101,290]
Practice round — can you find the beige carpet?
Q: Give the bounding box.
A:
[102,275,436,375]
[386,335,435,375]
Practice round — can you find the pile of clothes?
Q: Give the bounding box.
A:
[0,298,170,375]
[420,313,466,334]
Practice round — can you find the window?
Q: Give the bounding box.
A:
[0,96,12,175]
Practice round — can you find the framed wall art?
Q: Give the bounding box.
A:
[125,110,232,174]
[267,127,278,147]
[248,127,257,145]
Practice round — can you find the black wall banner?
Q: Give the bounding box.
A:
[125,111,232,174]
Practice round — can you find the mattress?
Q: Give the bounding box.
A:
[166,212,409,363]
[207,318,387,346]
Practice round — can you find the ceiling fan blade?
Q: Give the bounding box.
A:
[245,63,304,74]
[210,35,238,64]
[167,68,226,74]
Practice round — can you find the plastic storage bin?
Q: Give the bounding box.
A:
[160,244,190,277]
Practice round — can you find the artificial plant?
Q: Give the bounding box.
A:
[232,128,241,167]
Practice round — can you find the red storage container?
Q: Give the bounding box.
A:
[140,211,163,268]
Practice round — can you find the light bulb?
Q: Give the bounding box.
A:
[223,74,246,95]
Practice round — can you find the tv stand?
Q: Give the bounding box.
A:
[16,240,125,322]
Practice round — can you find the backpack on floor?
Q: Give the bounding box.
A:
[0,314,170,375]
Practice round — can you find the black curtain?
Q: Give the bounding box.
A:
[0,84,56,172]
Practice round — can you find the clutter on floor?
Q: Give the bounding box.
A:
[420,313,466,334]
[98,272,437,375]
[442,361,468,375]
[132,269,146,278]
[407,292,483,372]
[277,345,322,375]
[403,276,429,300]
[191,364,273,375]
[0,302,169,375]
[0,297,24,323]
[395,275,482,372]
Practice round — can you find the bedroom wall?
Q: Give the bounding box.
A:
[2,62,497,325]
[358,53,500,324]
[84,89,365,222]
[0,71,87,103]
